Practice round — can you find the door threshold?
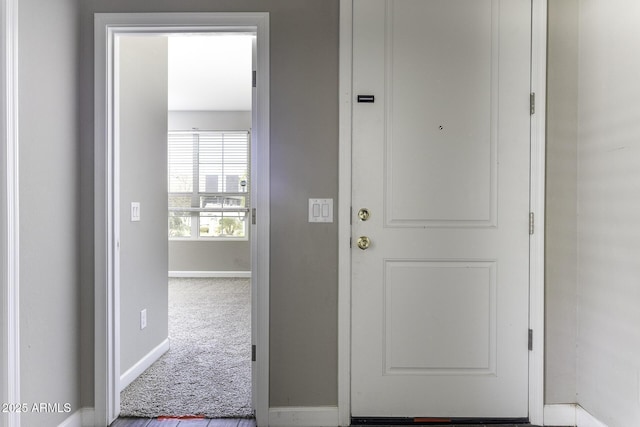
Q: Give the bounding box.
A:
[351,417,530,425]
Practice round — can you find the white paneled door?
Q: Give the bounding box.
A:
[351,0,532,420]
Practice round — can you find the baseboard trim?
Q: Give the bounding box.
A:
[57,409,82,427]
[120,338,170,391]
[269,406,339,427]
[543,404,608,427]
[544,404,576,426]
[169,271,251,278]
[56,407,94,427]
[82,407,95,427]
[576,405,608,427]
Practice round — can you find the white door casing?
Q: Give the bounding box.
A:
[351,0,532,419]
[1,0,20,426]
[94,13,270,427]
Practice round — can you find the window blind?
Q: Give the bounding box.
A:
[168,130,250,239]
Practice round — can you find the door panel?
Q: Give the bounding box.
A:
[386,0,497,226]
[351,0,532,419]
[384,260,496,374]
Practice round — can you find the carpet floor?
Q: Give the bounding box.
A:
[120,277,252,418]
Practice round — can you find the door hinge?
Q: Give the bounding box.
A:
[252,344,256,361]
[528,329,533,351]
[529,212,535,235]
[252,208,257,225]
[530,92,535,115]
[252,70,257,88]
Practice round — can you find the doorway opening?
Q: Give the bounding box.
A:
[94,13,270,427]
[116,33,254,419]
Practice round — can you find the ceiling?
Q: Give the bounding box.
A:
[168,34,254,112]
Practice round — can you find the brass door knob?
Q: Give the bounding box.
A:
[357,236,371,250]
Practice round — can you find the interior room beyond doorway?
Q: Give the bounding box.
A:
[118,32,254,420]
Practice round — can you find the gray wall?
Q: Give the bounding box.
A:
[79,0,340,407]
[545,0,579,404]
[576,1,640,425]
[169,241,250,272]
[19,0,81,425]
[168,110,251,273]
[56,1,640,421]
[118,36,170,375]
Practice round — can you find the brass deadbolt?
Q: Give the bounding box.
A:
[358,208,371,221]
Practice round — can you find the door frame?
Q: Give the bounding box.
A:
[1,0,20,426]
[94,12,270,426]
[337,1,547,425]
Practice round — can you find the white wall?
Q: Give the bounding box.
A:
[577,1,640,425]
[18,0,81,425]
[545,0,579,404]
[118,36,170,375]
[169,110,250,130]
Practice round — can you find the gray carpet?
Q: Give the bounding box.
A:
[120,277,252,418]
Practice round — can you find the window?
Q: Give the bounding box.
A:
[168,131,250,239]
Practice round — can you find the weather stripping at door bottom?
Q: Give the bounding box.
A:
[350,416,530,425]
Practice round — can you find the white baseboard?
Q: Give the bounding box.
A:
[169,271,251,278]
[544,404,608,427]
[120,338,170,391]
[269,406,339,427]
[57,409,82,427]
[81,407,95,427]
[577,405,608,427]
[57,407,94,427]
[544,404,577,426]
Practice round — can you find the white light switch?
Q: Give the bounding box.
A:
[131,202,141,222]
[309,198,333,223]
[140,308,147,330]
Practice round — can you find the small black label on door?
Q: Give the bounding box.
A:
[357,95,375,103]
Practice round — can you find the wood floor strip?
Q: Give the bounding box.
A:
[111,418,151,427]
[178,419,221,427]
[208,419,241,427]
[146,419,179,427]
[177,420,210,427]
[146,420,186,427]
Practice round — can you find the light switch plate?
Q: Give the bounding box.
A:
[131,202,141,222]
[140,309,147,330]
[309,198,333,223]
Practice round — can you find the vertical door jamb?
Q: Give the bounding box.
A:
[337,1,353,426]
[528,0,548,424]
[0,0,20,425]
